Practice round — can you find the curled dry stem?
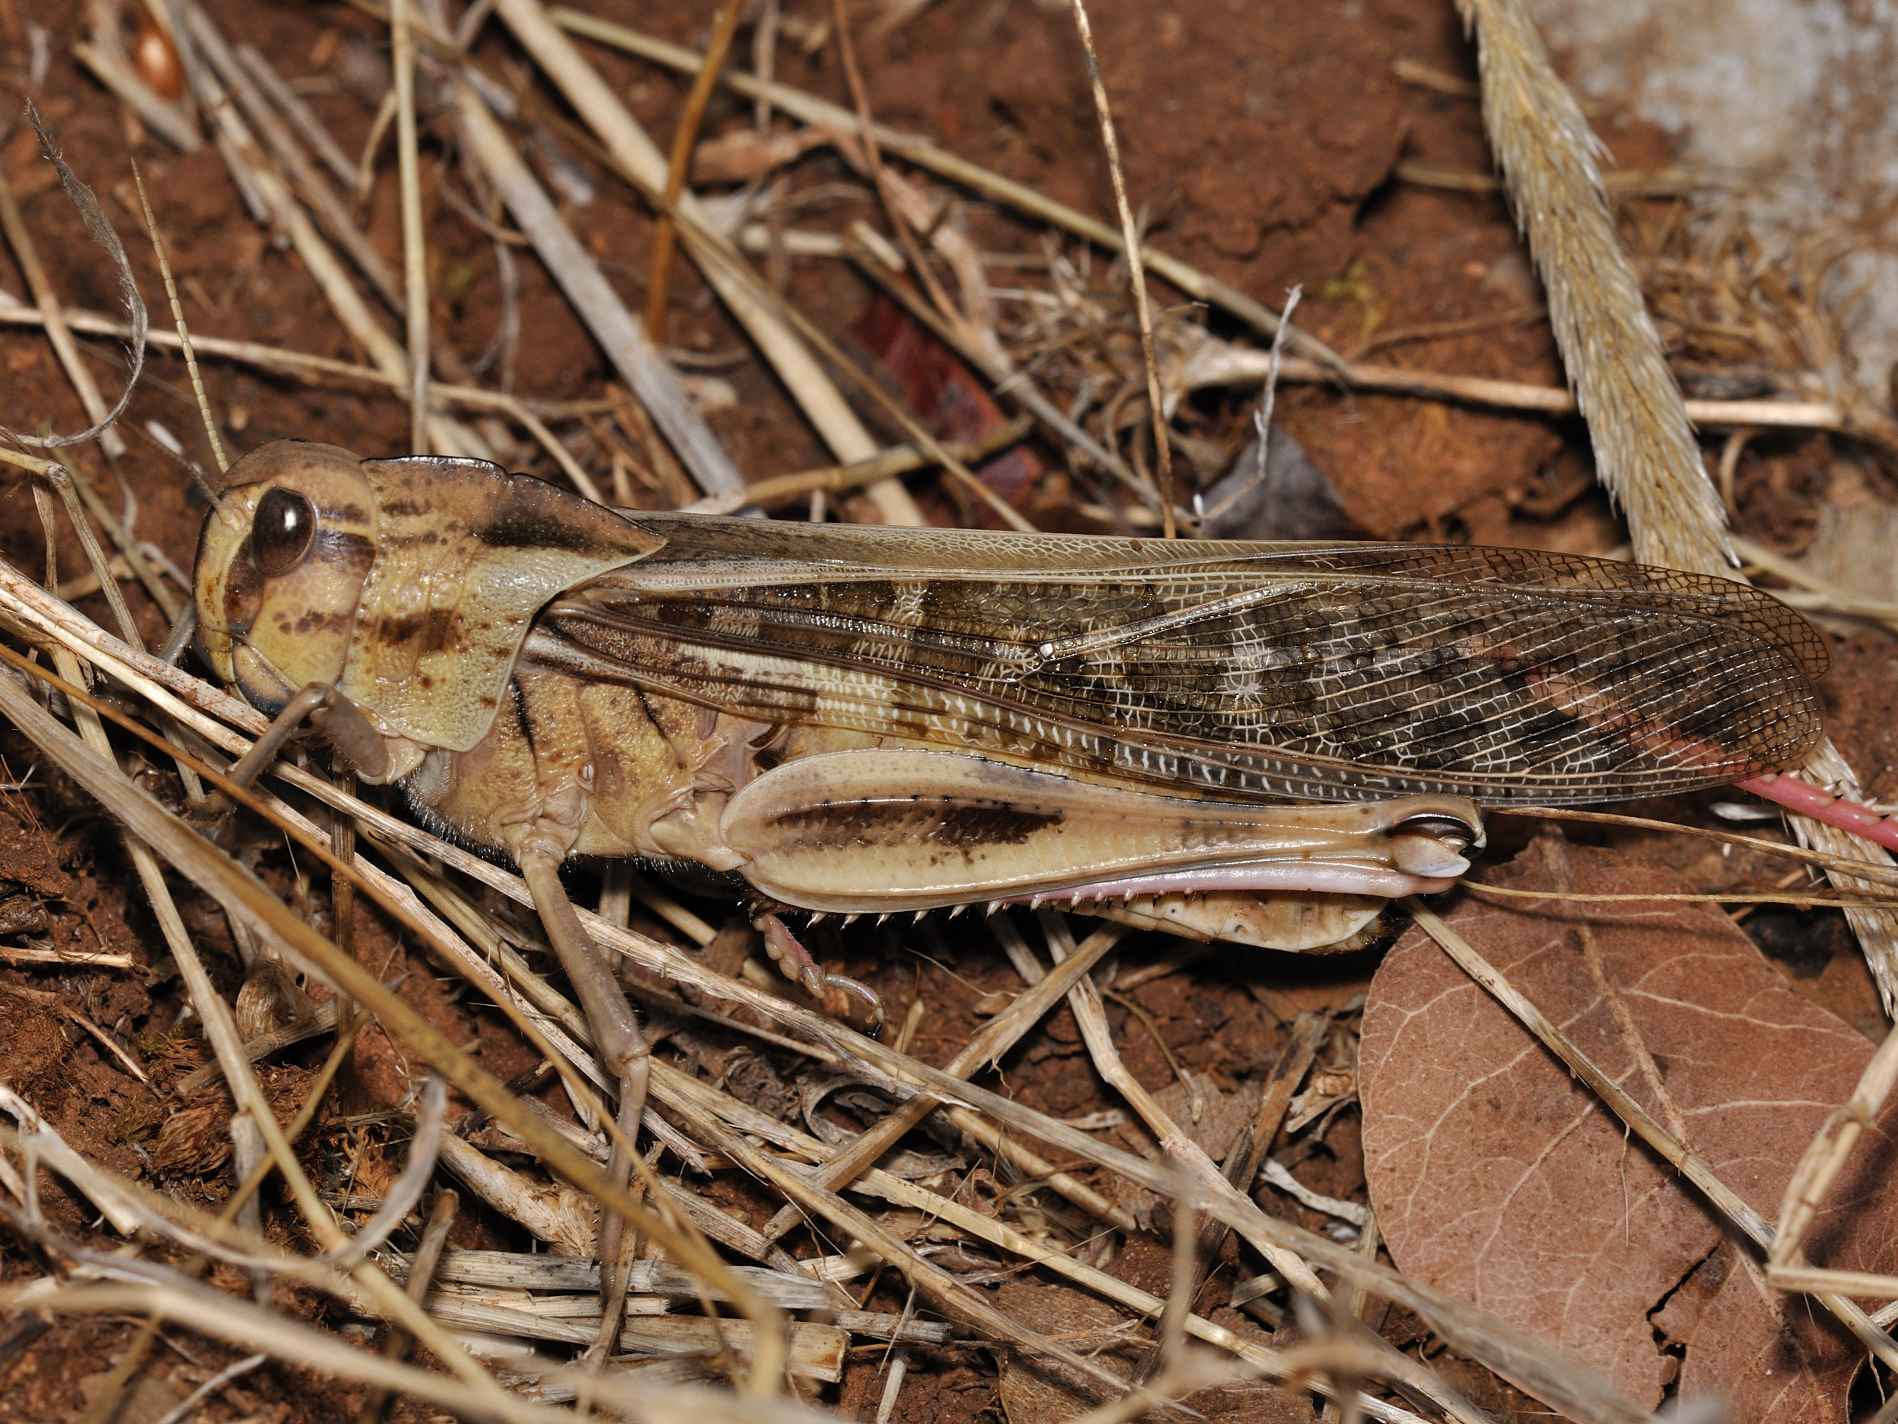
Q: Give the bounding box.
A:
[0,106,146,458]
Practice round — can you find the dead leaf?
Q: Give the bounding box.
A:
[853,294,1055,523]
[1359,837,1897,1420]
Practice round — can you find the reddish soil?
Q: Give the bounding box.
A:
[0,2,1887,1422]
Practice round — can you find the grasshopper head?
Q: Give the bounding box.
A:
[194,441,378,717]
[195,440,664,756]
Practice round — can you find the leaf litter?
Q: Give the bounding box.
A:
[1362,836,1898,1418]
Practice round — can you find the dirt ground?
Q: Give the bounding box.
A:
[0,2,1893,1422]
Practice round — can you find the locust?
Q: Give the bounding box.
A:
[189,438,1828,1282]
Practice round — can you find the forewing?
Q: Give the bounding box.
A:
[528,516,1826,806]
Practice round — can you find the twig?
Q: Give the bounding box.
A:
[0,944,133,969]
[490,0,926,525]
[646,0,745,343]
[451,78,743,498]
[1199,287,1300,528]
[175,1000,343,1096]
[550,7,1341,368]
[150,1354,268,1424]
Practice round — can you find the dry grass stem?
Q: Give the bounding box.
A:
[1061,0,1175,536]
[0,664,519,1403]
[0,297,611,423]
[647,0,746,343]
[0,110,143,458]
[0,645,790,1394]
[174,1000,343,1096]
[845,241,1148,516]
[391,0,429,452]
[70,40,201,152]
[212,23,404,314]
[1456,0,1720,573]
[1455,0,1898,1013]
[1397,159,1735,199]
[1179,338,1865,442]
[181,6,490,461]
[1770,1019,1898,1273]
[233,41,355,184]
[7,1281,581,1424]
[684,419,1032,515]
[1494,806,1898,887]
[130,164,227,474]
[754,921,1133,1249]
[1463,883,1898,913]
[1735,533,1898,633]
[831,0,966,366]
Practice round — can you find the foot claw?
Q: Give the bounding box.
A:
[819,971,885,1033]
[756,911,879,1026]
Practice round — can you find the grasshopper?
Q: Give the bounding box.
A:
[189,438,1826,1275]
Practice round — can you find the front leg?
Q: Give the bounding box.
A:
[489,676,649,1363]
[412,670,651,1361]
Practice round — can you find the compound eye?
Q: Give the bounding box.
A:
[252,487,316,578]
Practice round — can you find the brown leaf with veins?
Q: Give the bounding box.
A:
[1360,836,1898,1420]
